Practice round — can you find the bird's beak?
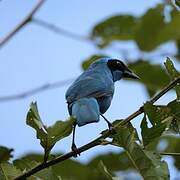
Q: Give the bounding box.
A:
[123,70,140,80]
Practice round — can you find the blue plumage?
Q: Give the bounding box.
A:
[71,97,100,126]
[66,58,115,126]
[65,57,139,154]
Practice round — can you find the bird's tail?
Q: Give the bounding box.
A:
[72,97,100,127]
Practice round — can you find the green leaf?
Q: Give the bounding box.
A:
[112,123,170,179]
[128,60,170,97]
[26,102,75,159]
[167,100,180,133]
[135,5,180,51]
[44,116,75,158]
[0,162,22,179]
[0,146,13,163]
[135,5,165,51]
[161,136,180,170]
[164,58,180,99]
[97,161,113,180]
[142,100,180,137]
[141,150,170,179]
[14,158,39,171]
[140,111,168,147]
[175,0,180,7]
[91,15,139,48]
[141,102,175,146]
[143,102,171,126]
[46,117,75,151]
[14,158,59,180]
[81,54,108,70]
[112,122,139,148]
[52,157,93,180]
[145,135,180,170]
[88,151,134,172]
[90,4,180,51]
[158,9,180,43]
[16,152,136,179]
[109,120,140,146]
[26,102,48,149]
[14,153,94,180]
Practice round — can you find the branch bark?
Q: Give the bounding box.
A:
[14,77,180,180]
[0,0,45,48]
[160,152,180,156]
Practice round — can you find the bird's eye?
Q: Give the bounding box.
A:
[107,59,125,71]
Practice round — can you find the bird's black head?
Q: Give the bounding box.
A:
[107,59,139,80]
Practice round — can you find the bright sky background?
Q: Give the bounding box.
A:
[0,0,179,178]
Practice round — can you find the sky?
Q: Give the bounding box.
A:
[0,0,179,178]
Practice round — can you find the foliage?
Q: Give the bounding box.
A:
[0,146,13,163]
[112,122,169,179]
[164,57,180,99]
[128,60,170,96]
[175,0,180,8]
[14,158,59,180]
[1,2,180,179]
[91,15,139,48]
[91,4,180,51]
[5,58,177,179]
[0,163,22,180]
[141,104,168,147]
[26,102,75,161]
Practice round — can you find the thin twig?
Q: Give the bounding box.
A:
[121,76,180,125]
[160,152,180,156]
[32,18,130,55]
[150,77,180,104]
[0,0,45,48]
[14,77,180,180]
[0,78,74,102]
[32,18,91,42]
[15,137,103,180]
[1,59,178,103]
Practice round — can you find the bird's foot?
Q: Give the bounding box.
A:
[107,122,116,134]
[107,121,113,130]
[71,143,80,157]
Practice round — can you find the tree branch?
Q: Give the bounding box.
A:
[14,77,180,180]
[31,18,130,56]
[32,18,91,42]
[160,152,180,156]
[0,0,45,48]
[0,78,74,102]
[121,76,180,125]
[1,67,179,103]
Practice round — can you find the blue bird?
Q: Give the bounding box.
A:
[65,57,139,155]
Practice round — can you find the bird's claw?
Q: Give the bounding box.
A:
[108,123,116,134]
[107,122,113,130]
[71,143,80,157]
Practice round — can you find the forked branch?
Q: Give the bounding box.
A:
[15,77,180,180]
[0,0,45,48]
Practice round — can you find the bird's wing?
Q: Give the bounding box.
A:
[66,74,114,103]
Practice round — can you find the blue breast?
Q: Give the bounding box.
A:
[66,60,114,105]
